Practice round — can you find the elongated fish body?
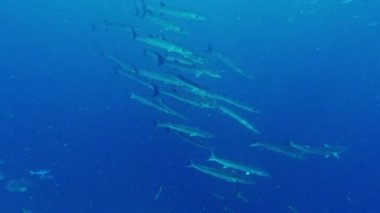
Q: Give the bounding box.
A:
[156,122,214,138]
[160,89,218,109]
[213,94,259,113]
[130,67,185,87]
[113,62,181,87]
[148,51,195,67]
[175,79,256,113]
[208,152,270,177]
[130,93,186,119]
[175,133,214,150]
[164,55,196,66]
[102,53,136,71]
[155,88,217,109]
[250,143,306,159]
[188,162,254,184]
[155,99,187,119]
[185,54,209,65]
[288,141,345,159]
[168,62,222,79]
[218,106,260,134]
[207,45,251,78]
[144,2,206,21]
[144,14,187,34]
[135,36,194,57]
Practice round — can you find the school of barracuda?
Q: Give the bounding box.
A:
[96,0,346,185]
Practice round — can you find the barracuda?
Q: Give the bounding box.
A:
[167,62,222,79]
[132,29,193,57]
[207,44,251,78]
[188,162,254,184]
[208,151,270,177]
[250,142,306,159]
[144,14,187,34]
[130,93,186,119]
[288,140,346,159]
[141,0,206,21]
[155,122,214,139]
[218,106,260,134]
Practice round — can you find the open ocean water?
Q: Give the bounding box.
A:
[1,0,379,212]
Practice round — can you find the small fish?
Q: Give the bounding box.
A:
[29,169,50,176]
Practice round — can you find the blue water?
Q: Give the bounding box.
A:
[1,0,379,212]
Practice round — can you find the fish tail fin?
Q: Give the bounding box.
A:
[150,83,160,97]
[131,27,137,40]
[140,0,148,16]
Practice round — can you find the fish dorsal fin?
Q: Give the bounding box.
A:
[132,67,139,74]
[150,83,160,97]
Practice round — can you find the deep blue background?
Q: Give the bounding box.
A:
[0,0,379,212]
